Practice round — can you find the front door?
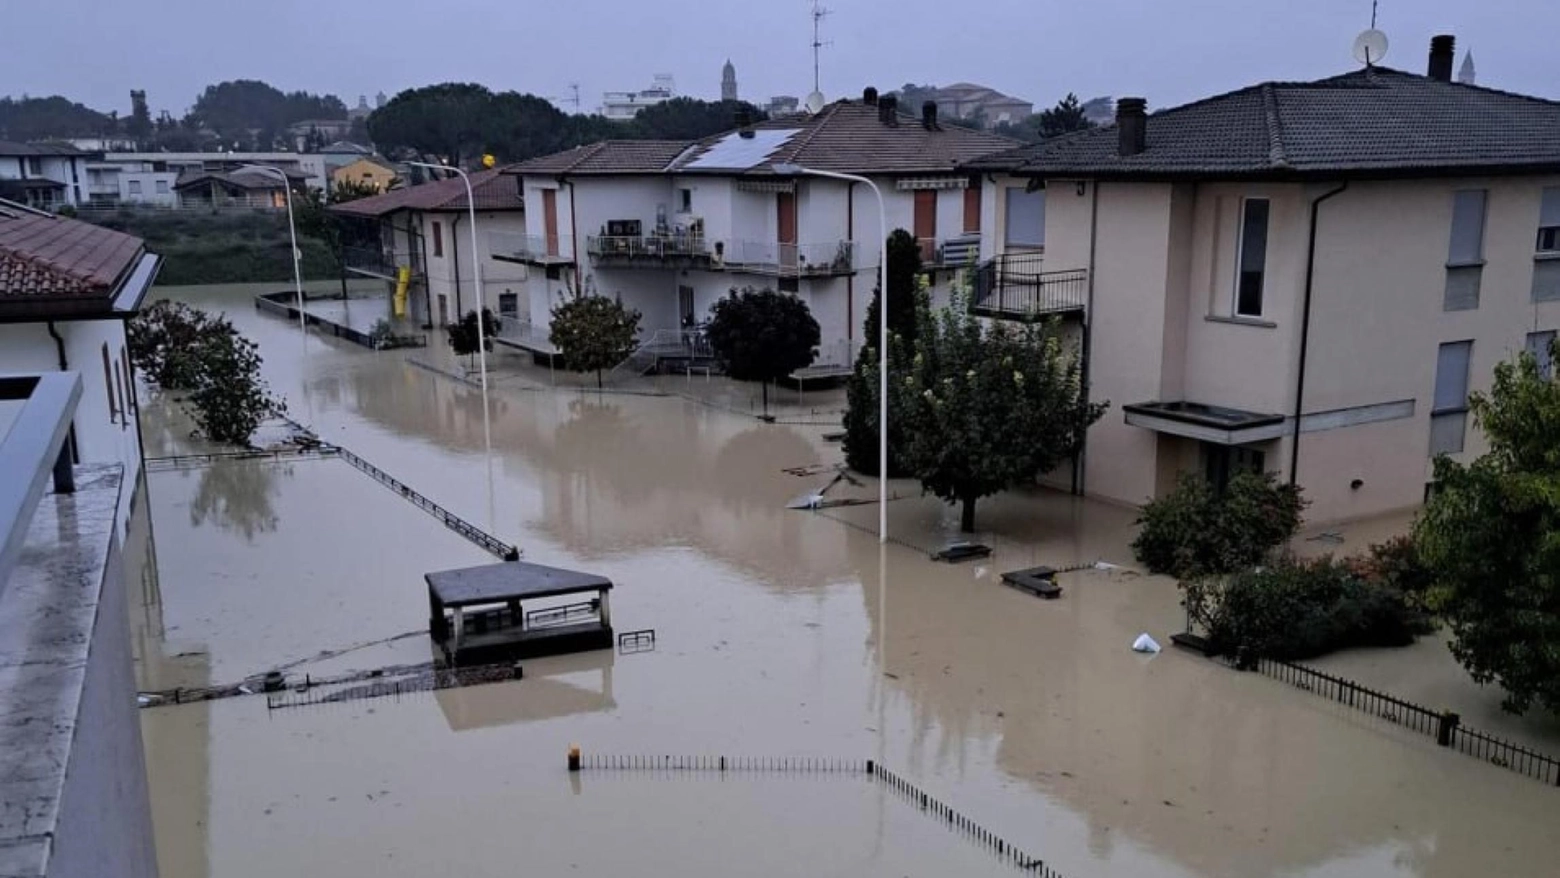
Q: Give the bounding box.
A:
[1202,443,1266,493]
[542,189,560,256]
[777,191,797,269]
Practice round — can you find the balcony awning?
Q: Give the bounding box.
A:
[1122,400,1288,446]
[895,177,967,191]
[734,179,794,194]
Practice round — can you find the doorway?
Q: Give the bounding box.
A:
[777,191,797,268]
[1202,442,1266,493]
[543,189,560,256]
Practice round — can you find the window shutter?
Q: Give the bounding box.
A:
[1004,189,1045,247]
[1433,341,1472,412]
[1443,265,1482,311]
[1526,331,1555,379]
[1540,187,1560,228]
[1533,260,1560,303]
[1447,190,1487,265]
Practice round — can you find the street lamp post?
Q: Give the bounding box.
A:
[774,163,889,543]
[408,161,496,532]
[237,164,305,336]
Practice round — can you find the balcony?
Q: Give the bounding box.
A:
[342,245,423,281]
[971,253,1086,319]
[490,231,575,267]
[587,234,714,268]
[916,233,982,269]
[724,240,855,278]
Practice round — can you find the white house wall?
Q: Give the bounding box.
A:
[419,210,528,320]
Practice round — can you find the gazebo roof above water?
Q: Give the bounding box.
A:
[425,561,613,607]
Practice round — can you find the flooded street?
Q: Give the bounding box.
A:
[134,283,1560,878]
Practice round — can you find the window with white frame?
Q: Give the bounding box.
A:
[679,188,692,213]
[1430,340,1473,455]
[1445,189,1487,311]
[1003,187,1045,248]
[1234,198,1269,317]
[1526,331,1555,380]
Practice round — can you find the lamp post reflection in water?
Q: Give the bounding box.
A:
[407,161,497,534]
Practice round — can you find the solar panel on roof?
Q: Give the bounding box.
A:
[683,129,802,171]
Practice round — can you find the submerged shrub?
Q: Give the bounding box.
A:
[1133,471,1306,579]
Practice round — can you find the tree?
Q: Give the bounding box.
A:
[1037,93,1096,139]
[1414,342,1560,714]
[127,301,285,446]
[126,89,153,145]
[843,229,924,475]
[895,280,1106,532]
[706,286,820,417]
[185,79,345,148]
[447,309,502,358]
[1133,471,1307,580]
[630,98,768,140]
[0,95,113,141]
[549,294,642,388]
[369,83,499,166]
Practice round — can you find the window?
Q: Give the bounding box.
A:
[679,188,692,212]
[1430,340,1473,455]
[127,180,142,196]
[498,291,519,317]
[432,221,444,257]
[100,343,118,423]
[155,180,169,194]
[963,186,981,234]
[1533,188,1560,303]
[1445,190,1487,311]
[1003,188,1045,248]
[1526,331,1555,380]
[1234,198,1270,317]
[25,157,42,175]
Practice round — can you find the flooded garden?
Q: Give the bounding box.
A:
[132,283,1560,877]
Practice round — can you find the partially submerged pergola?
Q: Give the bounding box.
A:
[426,561,614,662]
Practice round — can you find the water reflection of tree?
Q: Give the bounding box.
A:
[189,460,288,542]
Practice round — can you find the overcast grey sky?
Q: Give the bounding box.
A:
[5,0,1551,118]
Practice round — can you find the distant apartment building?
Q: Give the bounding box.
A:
[967,35,1560,524]
[329,168,528,328]
[600,75,677,120]
[331,157,398,193]
[499,91,1016,366]
[767,95,801,117]
[84,152,330,206]
[0,141,90,209]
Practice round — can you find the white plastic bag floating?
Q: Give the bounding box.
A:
[1131,633,1161,654]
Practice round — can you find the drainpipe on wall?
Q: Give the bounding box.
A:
[45,321,80,464]
[846,183,855,340]
[1073,180,1100,496]
[451,213,464,320]
[1290,181,1349,486]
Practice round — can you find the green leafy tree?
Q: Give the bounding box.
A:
[1037,93,1096,139]
[630,98,767,139]
[706,286,820,417]
[1414,342,1560,714]
[549,294,642,388]
[844,229,924,476]
[186,79,345,148]
[895,280,1106,532]
[0,95,114,140]
[446,309,502,358]
[1133,471,1307,580]
[128,301,285,446]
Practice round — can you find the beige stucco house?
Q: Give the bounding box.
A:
[969,35,1560,525]
[330,157,398,194]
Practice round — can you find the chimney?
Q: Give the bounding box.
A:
[922,101,939,131]
[879,95,898,126]
[1116,97,1147,157]
[863,86,879,106]
[736,107,754,139]
[1428,34,1456,82]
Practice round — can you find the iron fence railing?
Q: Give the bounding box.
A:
[587,234,712,262]
[341,245,420,279]
[1252,657,1560,787]
[972,254,1086,317]
[489,230,573,264]
[723,239,855,277]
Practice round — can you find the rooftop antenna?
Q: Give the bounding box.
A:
[1352,1,1389,67]
[807,0,831,111]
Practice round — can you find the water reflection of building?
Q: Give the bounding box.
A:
[435,651,615,731]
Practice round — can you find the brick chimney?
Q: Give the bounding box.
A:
[863,86,878,106]
[1428,35,1456,82]
[1117,97,1147,157]
[879,95,898,126]
[922,101,939,131]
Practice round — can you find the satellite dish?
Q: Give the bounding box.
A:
[1352,29,1389,66]
[805,90,825,113]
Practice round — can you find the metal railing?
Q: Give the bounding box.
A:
[1252,657,1560,787]
[971,255,1086,317]
[722,239,855,277]
[587,234,712,263]
[342,245,421,279]
[489,230,573,264]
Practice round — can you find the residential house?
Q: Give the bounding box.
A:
[0,201,163,534]
[331,157,398,193]
[320,140,376,172]
[499,93,1016,366]
[102,152,330,192]
[171,168,306,209]
[329,167,528,328]
[0,141,90,208]
[930,83,1034,129]
[966,35,1560,524]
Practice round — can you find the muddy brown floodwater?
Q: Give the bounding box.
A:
[132,283,1560,878]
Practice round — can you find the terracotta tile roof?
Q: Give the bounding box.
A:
[0,210,145,299]
[328,167,524,218]
[971,68,1560,179]
[504,141,696,175]
[504,101,1017,178]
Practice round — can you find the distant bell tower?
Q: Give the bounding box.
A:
[1457,51,1476,85]
[722,60,738,102]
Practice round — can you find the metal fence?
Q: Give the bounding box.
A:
[1253,657,1560,787]
[972,255,1087,318]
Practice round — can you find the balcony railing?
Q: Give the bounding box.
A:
[588,234,713,265]
[723,239,855,278]
[971,253,1086,318]
[342,245,422,280]
[490,231,575,265]
[915,234,982,269]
